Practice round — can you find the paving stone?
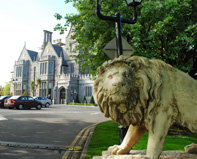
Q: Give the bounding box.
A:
[93,150,197,159]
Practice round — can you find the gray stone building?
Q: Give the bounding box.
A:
[10,28,95,104]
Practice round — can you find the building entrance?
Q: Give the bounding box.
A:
[60,87,66,104]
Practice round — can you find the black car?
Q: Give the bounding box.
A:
[0,96,11,108]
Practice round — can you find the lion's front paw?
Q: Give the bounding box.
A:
[108,145,130,155]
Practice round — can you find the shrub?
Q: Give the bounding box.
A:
[74,94,80,103]
[89,96,95,104]
[82,96,87,103]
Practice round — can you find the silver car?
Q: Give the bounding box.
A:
[34,96,51,107]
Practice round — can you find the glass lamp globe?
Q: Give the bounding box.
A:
[125,0,142,7]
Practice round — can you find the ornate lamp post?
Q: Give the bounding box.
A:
[96,0,142,57]
[96,0,142,144]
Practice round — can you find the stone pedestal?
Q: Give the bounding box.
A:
[93,150,197,159]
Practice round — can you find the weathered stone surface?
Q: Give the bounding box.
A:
[185,143,197,154]
[93,150,197,159]
[94,56,197,159]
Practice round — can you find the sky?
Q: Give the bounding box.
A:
[0,0,77,86]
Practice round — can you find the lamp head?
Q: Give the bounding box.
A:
[125,0,142,7]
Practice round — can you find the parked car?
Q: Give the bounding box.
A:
[33,96,51,107]
[0,96,11,108]
[4,96,42,110]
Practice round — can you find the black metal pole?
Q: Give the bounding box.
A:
[96,0,139,58]
[116,13,123,56]
[96,2,138,24]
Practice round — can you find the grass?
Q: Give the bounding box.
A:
[85,121,119,159]
[85,121,197,159]
[67,102,97,106]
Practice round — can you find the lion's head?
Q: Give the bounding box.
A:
[94,56,175,127]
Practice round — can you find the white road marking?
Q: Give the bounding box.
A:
[90,112,100,115]
[0,115,8,121]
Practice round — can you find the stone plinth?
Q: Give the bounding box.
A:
[93,150,197,159]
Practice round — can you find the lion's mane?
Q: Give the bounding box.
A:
[94,56,178,128]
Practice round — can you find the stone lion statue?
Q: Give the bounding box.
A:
[94,56,197,159]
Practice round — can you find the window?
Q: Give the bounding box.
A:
[21,97,27,100]
[16,66,22,77]
[45,63,47,74]
[23,84,27,90]
[15,83,22,95]
[36,97,42,100]
[42,63,44,74]
[34,67,36,81]
[28,97,34,101]
[49,62,53,74]
[19,67,21,77]
[16,67,17,77]
[40,62,47,75]
[40,63,42,74]
[23,66,27,77]
[85,86,92,97]
[39,81,47,97]
[48,83,52,89]
[70,63,74,73]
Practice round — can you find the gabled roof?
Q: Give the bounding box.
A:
[52,45,68,66]
[27,50,38,61]
[17,46,38,62]
[52,45,62,57]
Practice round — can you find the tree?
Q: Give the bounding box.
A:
[0,86,2,96]
[0,82,11,96]
[30,79,42,96]
[30,81,36,96]
[55,0,197,79]
[23,90,30,96]
[36,78,41,86]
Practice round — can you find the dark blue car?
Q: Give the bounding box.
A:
[0,96,11,108]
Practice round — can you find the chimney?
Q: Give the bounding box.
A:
[43,30,53,49]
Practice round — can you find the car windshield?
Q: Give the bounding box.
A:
[0,96,6,100]
[10,96,20,99]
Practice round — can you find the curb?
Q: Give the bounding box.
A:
[67,105,98,108]
[52,104,98,108]
[80,124,97,159]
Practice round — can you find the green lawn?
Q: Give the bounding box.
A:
[85,121,197,159]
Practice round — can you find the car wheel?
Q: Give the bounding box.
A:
[45,103,50,107]
[18,104,24,110]
[36,104,41,110]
